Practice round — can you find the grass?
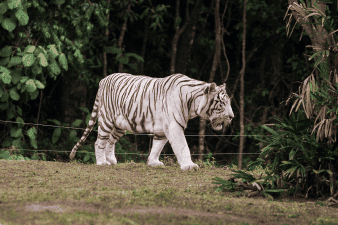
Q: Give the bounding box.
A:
[0,158,338,225]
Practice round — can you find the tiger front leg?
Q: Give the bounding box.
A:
[167,123,199,170]
[147,137,167,167]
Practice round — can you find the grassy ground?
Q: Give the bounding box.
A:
[0,159,337,225]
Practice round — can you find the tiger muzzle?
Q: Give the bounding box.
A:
[210,116,232,131]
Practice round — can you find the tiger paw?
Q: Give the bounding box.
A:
[147,161,165,167]
[97,161,111,166]
[180,163,199,171]
[106,158,117,165]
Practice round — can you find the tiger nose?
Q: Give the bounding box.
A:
[229,110,234,120]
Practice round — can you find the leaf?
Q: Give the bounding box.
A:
[15,8,29,26]
[11,127,22,138]
[79,107,90,114]
[49,58,61,75]
[35,80,45,89]
[8,56,22,67]
[1,91,9,102]
[0,150,11,159]
[47,119,61,126]
[1,70,12,84]
[117,56,129,64]
[2,18,16,32]
[27,127,37,139]
[261,125,277,135]
[0,57,10,66]
[140,8,149,19]
[25,79,37,92]
[124,53,144,62]
[0,102,9,110]
[47,44,59,58]
[22,53,35,67]
[37,53,48,67]
[83,154,90,162]
[289,149,296,160]
[308,51,322,61]
[30,138,38,149]
[74,49,84,63]
[16,117,24,128]
[7,108,14,120]
[29,90,39,100]
[8,0,22,9]
[31,154,39,160]
[20,76,29,83]
[32,62,42,75]
[52,127,61,144]
[9,89,19,101]
[11,69,21,84]
[24,45,35,54]
[68,130,77,142]
[1,137,12,147]
[17,105,22,116]
[0,3,8,15]
[58,53,68,71]
[281,161,293,165]
[285,166,298,178]
[71,119,83,127]
[105,46,122,54]
[0,46,12,57]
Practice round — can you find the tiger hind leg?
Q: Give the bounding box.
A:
[105,128,124,165]
[147,136,168,167]
[95,119,119,165]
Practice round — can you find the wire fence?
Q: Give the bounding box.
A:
[0,119,263,156]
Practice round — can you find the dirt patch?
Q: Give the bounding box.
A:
[24,201,229,218]
[21,200,260,224]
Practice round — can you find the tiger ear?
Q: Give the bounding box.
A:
[219,83,226,91]
[204,82,217,95]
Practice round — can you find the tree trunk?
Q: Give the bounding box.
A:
[103,0,110,77]
[139,21,148,75]
[198,0,222,161]
[175,0,201,74]
[117,1,131,73]
[170,0,189,74]
[238,0,247,170]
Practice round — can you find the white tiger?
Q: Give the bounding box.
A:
[69,73,234,170]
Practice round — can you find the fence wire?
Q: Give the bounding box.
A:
[0,120,263,156]
[0,120,263,137]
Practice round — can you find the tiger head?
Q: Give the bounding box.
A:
[197,83,234,131]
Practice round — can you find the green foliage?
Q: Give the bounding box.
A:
[0,148,31,161]
[195,153,219,169]
[212,169,286,197]
[212,177,237,192]
[0,0,90,154]
[104,46,144,71]
[246,111,338,197]
[140,4,170,30]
